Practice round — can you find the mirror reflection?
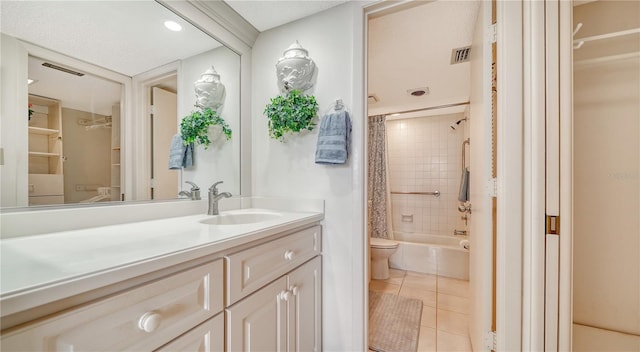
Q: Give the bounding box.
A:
[0,1,241,208]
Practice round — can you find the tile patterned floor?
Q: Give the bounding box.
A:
[370,269,471,352]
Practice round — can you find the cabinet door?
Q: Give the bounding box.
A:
[226,276,287,352]
[287,257,322,352]
[156,313,224,352]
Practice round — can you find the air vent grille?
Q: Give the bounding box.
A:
[42,62,85,76]
[450,46,471,64]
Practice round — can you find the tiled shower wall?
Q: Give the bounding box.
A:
[386,113,467,238]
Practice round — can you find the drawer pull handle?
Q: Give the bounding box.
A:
[284,250,295,261]
[280,290,291,301]
[138,311,162,333]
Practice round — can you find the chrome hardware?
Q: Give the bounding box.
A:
[179,181,201,200]
[391,190,440,197]
[458,203,472,214]
[454,229,468,236]
[208,181,232,215]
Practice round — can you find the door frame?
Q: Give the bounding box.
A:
[0,40,131,206]
[493,1,527,350]
[360,1,526,350]
[131,62,180,201]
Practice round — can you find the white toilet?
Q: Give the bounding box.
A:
[370,237,399,280]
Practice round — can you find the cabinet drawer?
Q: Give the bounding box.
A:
[226,226,321,305]
[156,313,224,352]
[1,260,224,351]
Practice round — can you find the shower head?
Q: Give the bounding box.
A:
[450,117,468,130]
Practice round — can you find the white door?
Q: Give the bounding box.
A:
[287,257,321,352]
[468,0,495,350]
[226,276,288,352]
[151,87,178,200]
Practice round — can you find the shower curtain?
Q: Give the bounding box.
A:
[367,115,393,239]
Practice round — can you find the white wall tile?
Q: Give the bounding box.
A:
[387,114,466,237]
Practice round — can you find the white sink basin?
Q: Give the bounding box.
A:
[200,211,282,225]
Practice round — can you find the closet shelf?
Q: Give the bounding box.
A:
[28,127,59,135]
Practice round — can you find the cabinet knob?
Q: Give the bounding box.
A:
[138,311,162,333]
[280,290,291,301]
[291,286,299,296]
[284,250,295,261]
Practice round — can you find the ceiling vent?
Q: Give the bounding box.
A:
[42,62,85,77]
[450,46,471,64]
[368,94,379,104]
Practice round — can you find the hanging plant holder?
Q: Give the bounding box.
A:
[180,107,231,148]
[264,89,318,141]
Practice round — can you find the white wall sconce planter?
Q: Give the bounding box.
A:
[194,66,226,110]
[276,41,316,93]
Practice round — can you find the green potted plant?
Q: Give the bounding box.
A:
[180,107,231,148]
[264,89,319,141]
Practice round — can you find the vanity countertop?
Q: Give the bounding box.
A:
[0,207,323,317]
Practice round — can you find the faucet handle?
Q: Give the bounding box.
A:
[185,181,200,191]
[209,181,224,194]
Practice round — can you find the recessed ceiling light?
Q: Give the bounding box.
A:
[164,20,182,32]
[407,87,430,97]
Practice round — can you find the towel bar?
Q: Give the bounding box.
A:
[390,191,440,197]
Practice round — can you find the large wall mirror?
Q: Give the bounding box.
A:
[1,0,243,208]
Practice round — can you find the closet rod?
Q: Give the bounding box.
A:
[573,28,640,44]
[369,101,470,117]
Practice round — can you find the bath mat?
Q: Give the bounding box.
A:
[369,291,423,352]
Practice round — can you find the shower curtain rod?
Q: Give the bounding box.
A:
[369,101,470,117]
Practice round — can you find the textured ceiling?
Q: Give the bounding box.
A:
[368,1,480,115]
[223,0,350,32]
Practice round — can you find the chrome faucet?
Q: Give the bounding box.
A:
[179,181,201,200]
[208,181,232,215]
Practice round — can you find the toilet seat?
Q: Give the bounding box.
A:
[370,237,398,249]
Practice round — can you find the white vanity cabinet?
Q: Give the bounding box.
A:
[226,225,322,352]
[0,221,322,352]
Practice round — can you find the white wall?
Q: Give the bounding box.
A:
[572,0,640,340]
[386,114,466,238]
[251,3,365,351]
[180,46,241,195]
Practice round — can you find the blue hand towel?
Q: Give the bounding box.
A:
[169,134,194,169]
[315,110,352,164]
[458,167,470,202]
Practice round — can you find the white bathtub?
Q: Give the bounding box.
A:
[389,231,469,280]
